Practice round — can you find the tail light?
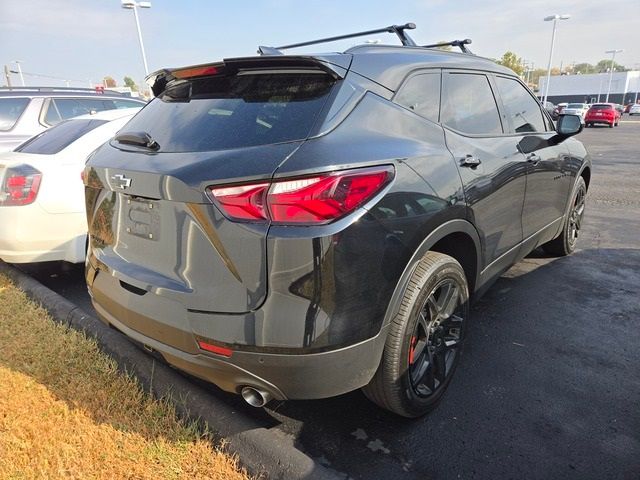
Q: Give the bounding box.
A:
[207,165,394,225]
[0,165,42,206]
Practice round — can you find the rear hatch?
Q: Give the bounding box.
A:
[85,57,344,314]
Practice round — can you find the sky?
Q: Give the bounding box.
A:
[1,0,639,89]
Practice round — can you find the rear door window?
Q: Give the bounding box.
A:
[15,118,108,154]
[441,73,502,135]
[44,98,117,125]
[394,72,441,122]
[0,97,30,131]
[494,77,547,133]
[113,99,145,109]
[120,72,335,152]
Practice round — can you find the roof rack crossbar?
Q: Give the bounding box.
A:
[258,23,417,55]
[423,38,473,54]
[0,86,126,95]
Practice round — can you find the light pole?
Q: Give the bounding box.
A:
[604,49,623,103]
[121,1,151,76]
[13,61,25,86]
[542,14,570,106]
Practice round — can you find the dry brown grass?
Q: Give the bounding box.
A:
[0,275,250,480]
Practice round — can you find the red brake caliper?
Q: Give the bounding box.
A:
[409,336,417,365]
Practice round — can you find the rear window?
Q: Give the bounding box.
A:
[119,73,335,152]
[0,97,30,131]
[15,118,108,154]
[590,104,613,110]
[567,104,585,109]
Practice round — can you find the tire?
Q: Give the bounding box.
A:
[542,176,587,256]
[362,251,469,418]
[609,122,614,128]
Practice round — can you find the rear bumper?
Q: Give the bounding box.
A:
[585,116,615,124]
[0,206,86,263]
[91,294,388,400]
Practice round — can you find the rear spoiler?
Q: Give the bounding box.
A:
[146,55,351,97]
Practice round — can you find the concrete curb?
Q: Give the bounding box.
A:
[0,262,343,480]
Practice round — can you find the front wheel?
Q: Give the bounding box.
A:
[542,176,587,256]
[362,251,469,417]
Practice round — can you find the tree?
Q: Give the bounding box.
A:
[432,41,452,51]
[496,51,524,76]
[595,59,627,73]
[123,76,138,92]
[103,76,116,88]
[573,63,596,74]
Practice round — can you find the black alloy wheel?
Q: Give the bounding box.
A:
[567,180,586,251]
[363,251,469,417]
[408,278,464,397]
[543,176,587,256]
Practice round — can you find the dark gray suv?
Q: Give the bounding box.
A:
[84,24,590,417]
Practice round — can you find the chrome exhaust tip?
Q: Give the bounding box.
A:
[240,386,272,408]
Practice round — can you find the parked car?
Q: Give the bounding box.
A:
[561,103,590,121]
[83,24,590,418]
[624,103,635,113]
[584,103,621,128]
[552,102,567,120]
[0,87,145,153]
[0,108,140,264]
[629,104,640,115]
[542,101,555,117]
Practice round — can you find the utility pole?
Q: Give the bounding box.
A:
[3,65,12,87]
[14,61,25,86]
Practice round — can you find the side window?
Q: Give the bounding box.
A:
[76,98,109,113]
[0,97,30,131]
[113,99,145,109]
[494,77,547,133]
[394,72,441,122]
[441,73,502,135]
[47,99,91,123]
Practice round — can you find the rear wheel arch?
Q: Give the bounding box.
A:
[580,166,591,191]
[381,219,481,330]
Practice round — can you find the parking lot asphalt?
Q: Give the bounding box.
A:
[19,116,640,479]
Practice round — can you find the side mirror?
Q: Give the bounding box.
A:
[557,114,583,138]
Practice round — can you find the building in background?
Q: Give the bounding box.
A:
[539,71,640,105]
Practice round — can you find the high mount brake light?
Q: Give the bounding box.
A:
[207,166,394,225]
[0,165,42,206]
[173,65,220,79]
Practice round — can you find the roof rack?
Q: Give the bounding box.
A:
[423,38,473,54]
[0,86,126,95]
[258,23,418,55]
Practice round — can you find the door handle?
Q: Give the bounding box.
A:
[527,153,541,165]
[460,154,481,168]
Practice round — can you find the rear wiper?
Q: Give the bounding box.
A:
[114,131,160,151]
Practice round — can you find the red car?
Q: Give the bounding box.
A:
[585,103,621,128]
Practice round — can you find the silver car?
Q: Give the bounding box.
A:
[0,87,145,152]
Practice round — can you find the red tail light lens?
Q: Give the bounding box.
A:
[207,166,393,225]
[208,183,269,221]
[0,165,42,206]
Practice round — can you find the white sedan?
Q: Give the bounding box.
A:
[0,108,140,263]
[562,103,590,122]
[630,104,640,115]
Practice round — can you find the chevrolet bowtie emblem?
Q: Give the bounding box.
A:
[110,174,132,190]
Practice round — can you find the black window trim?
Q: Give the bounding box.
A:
[0,96,32,132]
[391,67,443,125]
[439,69,506,138]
